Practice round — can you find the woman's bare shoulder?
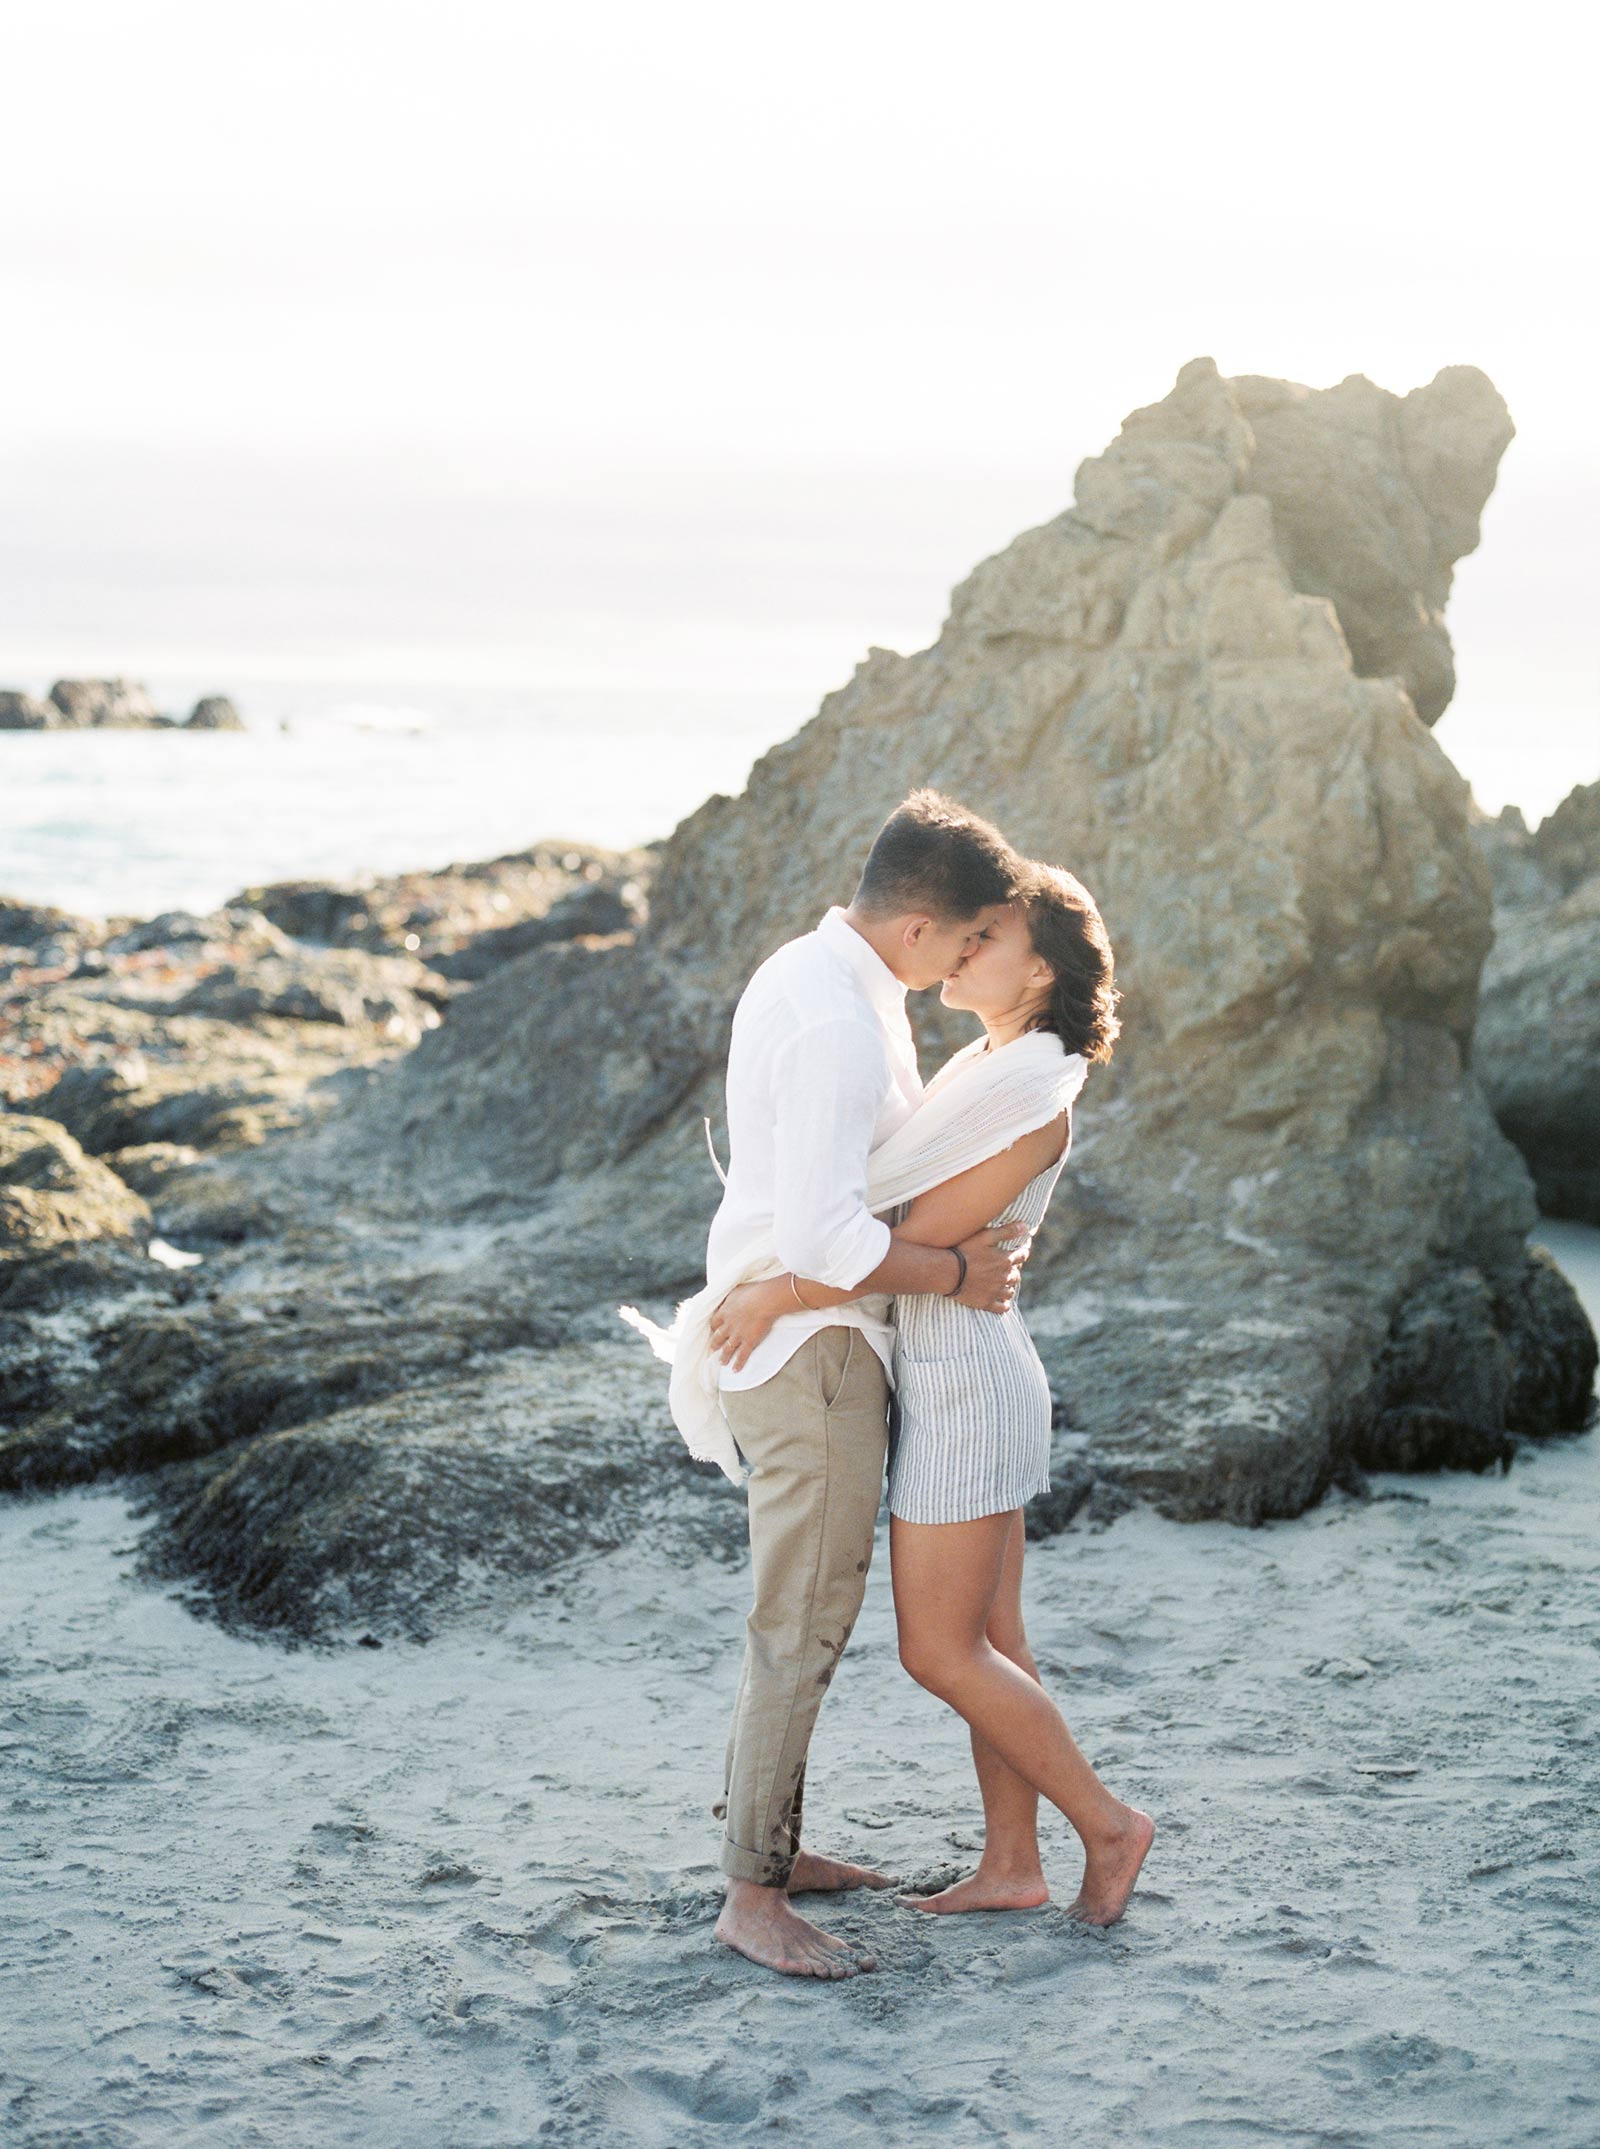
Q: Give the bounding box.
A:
[1018,1109,1070,1171]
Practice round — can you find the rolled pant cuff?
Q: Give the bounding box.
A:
[719,1836,795,1888]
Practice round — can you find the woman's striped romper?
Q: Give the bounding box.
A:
[885,1151,1068,1524]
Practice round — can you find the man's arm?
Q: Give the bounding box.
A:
[767,1016,1034,1302]
[708,1221,1031,1371]
[768,1015,897,1289]
[710,1086,1059,1369]
[785,1114,1067,1303]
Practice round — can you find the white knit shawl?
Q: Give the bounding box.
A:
[619,1027,1088,1484]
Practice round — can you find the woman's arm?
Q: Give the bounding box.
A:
[708,1112,1069,1368]
[796,1110,1068,1300]
[890,1111,1068,1249]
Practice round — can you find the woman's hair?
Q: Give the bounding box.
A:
[1020,862,1121,1064]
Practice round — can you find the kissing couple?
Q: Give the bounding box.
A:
[622,789,1154,1979]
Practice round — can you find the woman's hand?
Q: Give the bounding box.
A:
[709,1280,783,1371]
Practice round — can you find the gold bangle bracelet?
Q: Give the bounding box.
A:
[790,1273,817,1313]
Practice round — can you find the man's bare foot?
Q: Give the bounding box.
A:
[1066,1806,1155,1926]
[714,1879,877,1979]
[903,1864,1050,1915]
[787,1849,895,1895]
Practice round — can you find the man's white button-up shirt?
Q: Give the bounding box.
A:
[707,905,923,1392]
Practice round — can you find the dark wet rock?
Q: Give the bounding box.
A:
[0,896,91,947]
[0,1252,593,1503]
[1357,1264,1517,1474]
[231,880,374,946]
[1499,1243,1600,1433]
[228,841,653,963]
[145,1176,279,1247]
[101,1140,205,1197]
[7,917,449,1155]
[31,1056,296,1158]
[1472,779,1600,1223]
[428,883,643,979]
[172,950,443,1037]
[185,695,244,730]
[125,1342,736,1643]
[0,1237,151,1315]
[102,906,294,958]
[1024,1457,1100,1538]
[29,1056,154,1151]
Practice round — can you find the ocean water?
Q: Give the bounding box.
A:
[0,677,811,921]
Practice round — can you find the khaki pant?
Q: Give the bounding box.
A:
[713,1325,890,1885]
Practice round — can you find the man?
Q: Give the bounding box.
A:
[704,789,1029,1980]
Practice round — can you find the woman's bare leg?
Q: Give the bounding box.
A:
[892,1510,1155,1925]
[903,1511,1050,1911]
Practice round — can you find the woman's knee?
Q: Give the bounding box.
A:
[898,1627,976,1698]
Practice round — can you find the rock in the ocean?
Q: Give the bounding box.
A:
[1472,779,1600,1222]
[47,677,164,727]
[0,690,57,730]
[185,695,244,730]
[0,679,244,729]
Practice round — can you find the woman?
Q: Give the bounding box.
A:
[708,863,1155,1925]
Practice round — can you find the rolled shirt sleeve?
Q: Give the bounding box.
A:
[769,1016,895,1289]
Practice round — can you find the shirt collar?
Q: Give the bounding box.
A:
[816,905,908,1019]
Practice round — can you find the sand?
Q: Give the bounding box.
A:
[2,1223,1597,2149]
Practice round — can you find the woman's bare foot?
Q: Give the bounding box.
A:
[903,1863,1050,1914]
[787,1849,895,1894]
[714,1879,877,1979]
[1066,1806,1155,1926]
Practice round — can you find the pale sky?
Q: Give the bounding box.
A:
[3,1,1595,819]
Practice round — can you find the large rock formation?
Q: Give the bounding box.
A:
[1472,780,1600,1222]
[2,358,1594,1642]
[1229,368,1513,724]
[584,357,1583,1519]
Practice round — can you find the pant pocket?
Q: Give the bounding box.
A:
[817,1325,857,1411]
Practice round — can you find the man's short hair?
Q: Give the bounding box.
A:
[852,788,1022,922]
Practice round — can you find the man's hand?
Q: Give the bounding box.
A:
[954,1224,1032,1313]
[709,1281,782,1372]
